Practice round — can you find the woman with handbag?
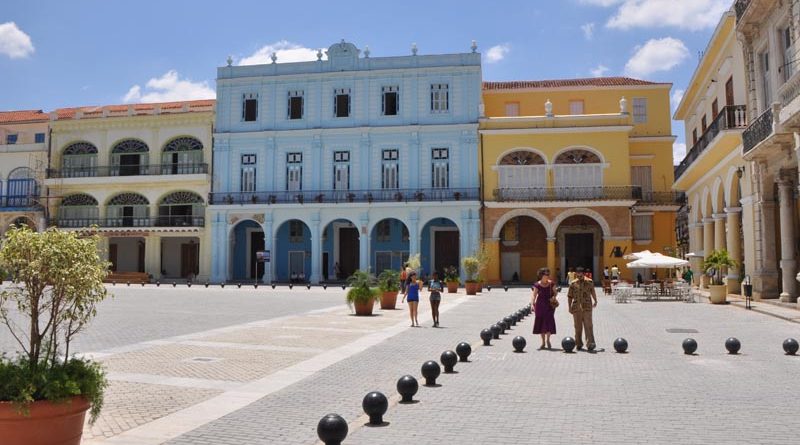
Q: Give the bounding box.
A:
[532,267,558,349]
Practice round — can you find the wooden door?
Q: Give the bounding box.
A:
[338,228,359,278]
[181,243,199,278]
[434,230,460,277]
[565,233,594,277]
[109,243,118,272]
[725,77,734,106]
[137,240,145,273]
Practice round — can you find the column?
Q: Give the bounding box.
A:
[702,218,714,288]
[713,214,726,252]
[310,213,321,284]
[689,223,704,286]
[359,213,369,275]
[725,207,743,293]
[262,215,273,284]
[408,211,420,257]
[546,237,557,278]
[778,179,797,302]
[210,213,227,283]
[144,235,161,280]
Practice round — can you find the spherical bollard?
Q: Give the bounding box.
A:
[456,342,472,361]
[512,336,526,353]
[271,284,276,289]
[396,375,418,403]
[440,350,457,373]
[487,285,492,292]
[613,338,628,353]
[505,315,515,327]
[323,284,328,290]
[187,281,192,288]
[682,338,698,355]
[480,329,493,346]
[317,413,348,445]
[498,321,508,334]
[289,283,293,290]
[562,336,576,353]
[220,283,225,288]
[254,283,258,289]
[725,337,741,355]
[205,282,209,288]
[362,391,388,426]
[504,285,509,292]
[237,283,241,288]
[421,360,441,386]
[490,324,501,339]
[307,284,312,290]
[173,282,177,287]
[783,338,799,355]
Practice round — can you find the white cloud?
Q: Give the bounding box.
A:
[581,23,596,40]
[485,44,510,64]
[673,142,687,164]
[624,37,689,78]
[238,40,322,65]
[590,64,610,77]
[0,22,34,59]
[122,70,215,103]
[606,0,729,31]
[671,88,685,111]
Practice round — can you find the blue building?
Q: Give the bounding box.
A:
[209,41,481,283]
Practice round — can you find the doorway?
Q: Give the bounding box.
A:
[249,231,265,280]
[434,230,460,277]
[181,243,199,278]
[119,154,140,176]
[338,227,359,279]
[564,233,594,276]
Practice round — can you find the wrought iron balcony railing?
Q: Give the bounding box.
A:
[51,215,205,229]
[493,186,685,204]
[209,187,479,205]
[638,191,686,206]
[742,107,773,154]
[0,196,40,208]
[46,163,208,179]
[734,0,751,21]
[675,105,747,179]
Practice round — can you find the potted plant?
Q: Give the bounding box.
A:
[443,265,460,293]
[462,256,481,295]
[703,249,737,304]
[0,226,110,445]
[406,254,421,273]
[475,243,491,292]
[345,269,379,316]
[377,269,400,310]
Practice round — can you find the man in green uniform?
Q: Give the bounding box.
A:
[567,267,598,350]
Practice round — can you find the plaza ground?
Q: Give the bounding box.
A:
[1,285,798,444]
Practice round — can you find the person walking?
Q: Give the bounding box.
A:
[567,267,598,351]
[399,265,408,294]
[428,272,443,327]
[682,267,693,285]
[611,264,620,281]
[603,266,610,280]
[532,267,557,349]
[402,270,420,327]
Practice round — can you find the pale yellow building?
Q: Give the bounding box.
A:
[45,100,215,282]
[480,77,679,284]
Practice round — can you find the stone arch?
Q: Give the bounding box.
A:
[111,138,149,153]
[691,193,702,224]
[495,147,547,165]
[701,186,713,219]
[62,141,98,156]
[553,145,605,164]
[491,208,551,239]
[725,166,743,208]
[158,190,205,205]
[162,136,203,152]
[549,208,611,238]
[106,192,149,206]
[8,215,37,231]
[61,193,98,206]
[8,167,35,180]
[322,216,361,234]
[418,215,464,234]
[711,177,725,214]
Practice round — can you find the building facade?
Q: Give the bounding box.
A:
[736,0,800,303]
[480,78,680,284]
[45,100,215,282]
[210,41,482,284]
[0,110,49,234]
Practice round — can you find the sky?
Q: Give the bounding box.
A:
[1,0,734,164]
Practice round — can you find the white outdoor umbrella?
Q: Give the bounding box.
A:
[626,253,689,269]
[623,250,653,260]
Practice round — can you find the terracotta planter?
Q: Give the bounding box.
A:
[465,281,479,295]
[708,284,727,304]
[0,396,90,445]
[380,291,398,310]
[446,281,459,293]
[353,298,376,315]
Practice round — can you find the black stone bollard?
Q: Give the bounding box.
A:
[480,329,493,346]
[323,284,328,290]
[613,338,628,353]
[220,283,225,288]
[396,375,418,403]
[456,342,472,361]
[512,336,526,352]
[307,284,312,289]
[254,283,258,289]
[156,281,160,287]
[504,285,509,292]
[317,413,348,445]
[126,281,130,287]
[271,284,276,289]
[682,338,698,355]
[490,324,501,339]
[505,315,515,327]
[725,337,741,355]
[498,320,508,334]
[783,338,799,355]
[341,284,346,290]
[237,283,242,288]
[187,281,192,288]
[205,282,209,288]
[173,282,177,288]
[487,285,491,291]
[562,336,576,353]
[440,350,457,373]
[289,283,293,290]
[362,391,388,426]
[141,282,146,287]
[421,360,441,386]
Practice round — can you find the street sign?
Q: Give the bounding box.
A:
[256,250,270,262]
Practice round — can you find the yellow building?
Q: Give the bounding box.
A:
[480,77,679,284]
[45,100,215,282]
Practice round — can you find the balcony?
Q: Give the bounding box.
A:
[734,0,750,21]
[674,105,747,180]
[493,186,684,205]
[0,196,40,209]
[209,187,479,205]
[51,215,205,229]
[735,0,779,36]
[46,163,208,179]
[638,191,686,206]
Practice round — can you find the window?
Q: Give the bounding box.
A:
[289,220,304,243]
[382,86,399,116]
[333,151,350,190]
[760,51,772,111]
[505,102,520,116]
[633,215,653,241]
[632,98,647,123]
[631,166,653,200]
[701,115,707,133]
[242,93,258,122]
[711,99,719,119]
[782,26,793,81]
[430,83,449,113]
[34,133,45,143]
[241,154,256,192]
[288,90,304,120]
[569,100,585,115]
[382,149,399,189]
[286,152,302,191]
[431,148,449,189]
[692,129,698,145]
[6,134,18,144]
[334,88,351,118]
[376,220,391,242]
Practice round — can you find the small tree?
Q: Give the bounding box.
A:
[377,269,400,293]
[345,269,378,309]
[703,249,737,286]
[461,256,480,283]
[406,253,421,272]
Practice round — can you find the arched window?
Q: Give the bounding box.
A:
[111,139,149,176]
[495,150,547,200]
[157,191,204,227]
[162,137,204,174]
[62,142,98,178]
[10,216,36,231]
[6,167,38,207]
[107,193,150,227]
[58,194,99,228]
[552,148,604,198]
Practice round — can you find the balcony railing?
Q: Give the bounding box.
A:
[675,105,747,179]
[742,107,773,154]
[209,187,480,205]
[0,196,39,208]
[46,163,208,179]
[734,0,751,21]
[638,191,686,206]
[51,215,205,229]
[495,186,640,202]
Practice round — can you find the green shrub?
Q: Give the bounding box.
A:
[462,256,480,283]
[377,269,400,292]
[345,269,378,308]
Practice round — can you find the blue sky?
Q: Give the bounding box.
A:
[1,0,734,163]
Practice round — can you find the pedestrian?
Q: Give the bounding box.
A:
[532,267,557,349]
[399,264,408,294]
[567,267,598,351]
[611,264,620,281]
[603,266,610,280]
[682,267,693,284]
[402,270,420,327]
[428,272,443,327]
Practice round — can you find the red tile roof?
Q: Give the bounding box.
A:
[54,99,216,120]
[483,77,670,90]
[0,109,49,123]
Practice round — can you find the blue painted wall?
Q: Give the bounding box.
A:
[232,220,261,280]
[274,220,312,281]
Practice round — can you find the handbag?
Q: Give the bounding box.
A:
[549,283,559,309]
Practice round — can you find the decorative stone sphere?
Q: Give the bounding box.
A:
[512,336,526,352]
[725,337,741,355]
[682,338,698,355]
[362,391,388,425]
[498,321,508,334]
[396,375,418,403]
[561,337,576,353]
[440,350,457,373]
[480,329,493,346]
[317,413,348,445]
[490,324,501,339]
[456,342,472,361]
[613,338,628,353]
[505,315,516,326]
[783,338,799,355]
[421,360,441,386]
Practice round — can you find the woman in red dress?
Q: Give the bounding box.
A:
[532,267,557,349]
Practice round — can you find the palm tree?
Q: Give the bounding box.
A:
[703,249,737,285]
